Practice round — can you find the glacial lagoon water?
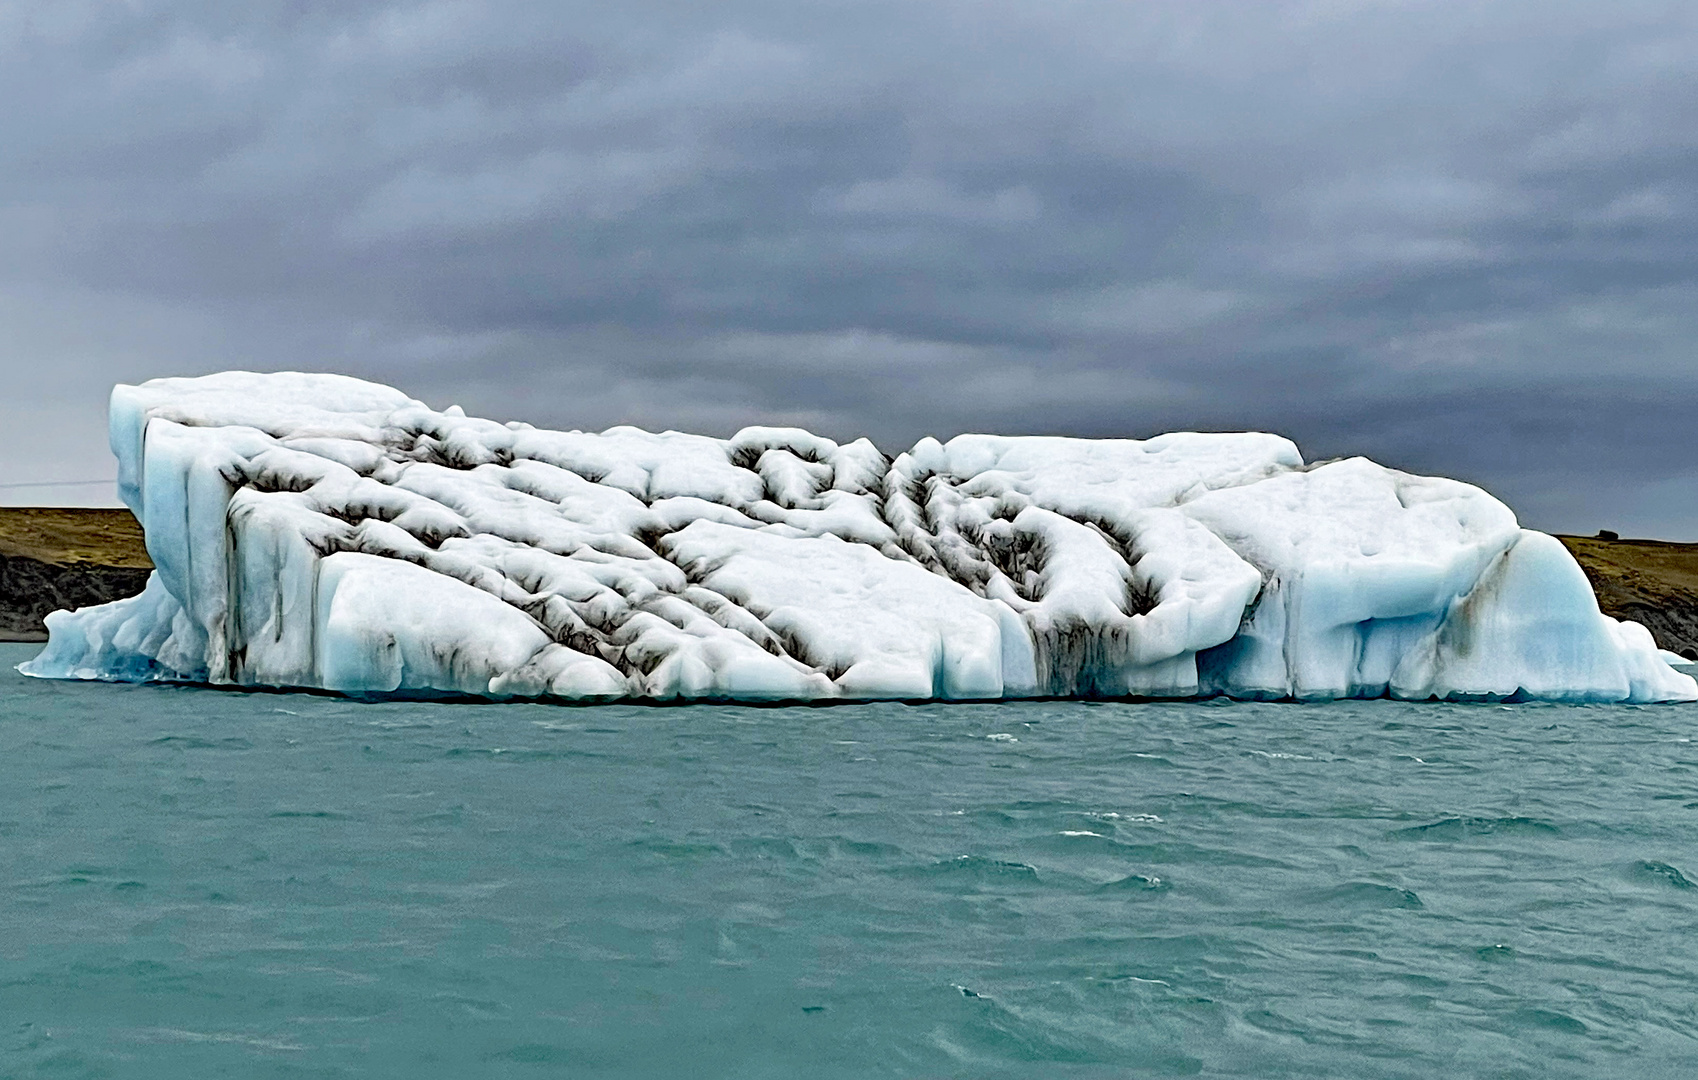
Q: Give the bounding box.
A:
[3,642,1697,1078]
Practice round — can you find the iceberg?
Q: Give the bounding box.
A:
[20,372,1696,704]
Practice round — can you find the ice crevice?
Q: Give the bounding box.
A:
[20,371,1696,704]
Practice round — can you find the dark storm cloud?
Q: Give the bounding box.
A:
[2,0,1696,535]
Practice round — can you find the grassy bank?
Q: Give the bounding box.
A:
[1557,534,1698,659]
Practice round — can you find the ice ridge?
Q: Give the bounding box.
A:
[20,372,1697,704]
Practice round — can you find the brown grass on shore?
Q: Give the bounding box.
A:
[1556,535,1698,658]
[0,508,151,568]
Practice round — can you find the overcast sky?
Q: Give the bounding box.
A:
[2,1,1695,536]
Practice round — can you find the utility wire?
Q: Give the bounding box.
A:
[0,479,116,489]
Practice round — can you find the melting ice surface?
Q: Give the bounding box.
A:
[20,372,1696,704]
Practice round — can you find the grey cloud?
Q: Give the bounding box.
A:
[1,0,1696,536]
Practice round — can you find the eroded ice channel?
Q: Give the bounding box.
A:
[20,373,1696,704]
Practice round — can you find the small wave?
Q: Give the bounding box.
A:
[132,1028,308,1052]
[1100,752,1177,767]
[729,837,805,861]
[443,747,605,762]
[1389,816,1560,841]
[628,838,725,859]
[1098,873,1168,893]
[1631,860,1695,889]
[1306,881,1423,909]
[828,837,904,858]
[149,735,253,750]
[529,719,583,732]
[900,855,1040,883]
[1113,841,1296,869]
[487,1043,569,1065]
[1240,1008,1310,1038]
[984,733,1018,742]
[1507,1007,1587,1035]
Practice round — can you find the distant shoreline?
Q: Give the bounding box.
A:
[3,508,1696,658]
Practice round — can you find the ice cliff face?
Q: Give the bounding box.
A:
[20,372,1696,704]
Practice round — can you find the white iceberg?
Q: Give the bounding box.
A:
[20,371,1696,704]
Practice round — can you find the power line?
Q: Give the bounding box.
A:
[0,479,116,490]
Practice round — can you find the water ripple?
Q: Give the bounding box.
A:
[4,644,1698,1077]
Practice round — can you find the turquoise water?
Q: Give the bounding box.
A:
[3,643,1697,1078]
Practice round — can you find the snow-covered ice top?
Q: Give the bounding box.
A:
[21,372,1697,704]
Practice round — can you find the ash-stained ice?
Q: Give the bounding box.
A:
[20,372,1696,704]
